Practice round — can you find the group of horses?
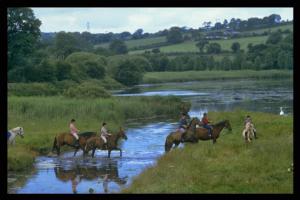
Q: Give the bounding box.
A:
[165,117,232,152]
[52,127,128,158]
[8,117,256,157]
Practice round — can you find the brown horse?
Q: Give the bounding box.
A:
[52,131,96,156]
[183,120,232,144]
[165,117,201,152]
[84,127,128,158]
[54,160,127,193]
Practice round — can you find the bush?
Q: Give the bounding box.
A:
[63,82,111,98]
[8,82,59,96]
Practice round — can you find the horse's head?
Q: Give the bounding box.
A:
[188,117,201,128]
[224,120,232,131]
[13,127,24,138]
[118,127,128,140]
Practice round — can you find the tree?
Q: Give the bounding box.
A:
[232,52,245,70]
[109,40,128,54]
[8,8,42,77]
[56,60,72,81]
[152,48,160,54]
[266,32,282,44]
[231,42,241,53]
[223,19,228,28]
[85,61,106,79]
[115,59,144,86]
[221,57,232,71]
[214,22,223,30]
[34,59,56,82]
[196,40,209,53]
[132,29,143,39]
[166,27,183,44]
[206,43,222,54]
[54,32,80,59]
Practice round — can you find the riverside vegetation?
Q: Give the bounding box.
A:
[8,95,190,171]
[123,110,293,193]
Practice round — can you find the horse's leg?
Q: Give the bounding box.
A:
[57,146,60,156]
[212,136,217,144]
[92,148,96,158]
[74,148,79,157]
[108,150,111,158]
[117,148,122,157]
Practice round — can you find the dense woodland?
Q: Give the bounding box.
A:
[8,8,293,90]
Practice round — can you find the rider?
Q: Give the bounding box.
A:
[178,113,188,142]
[69,119,80,147]
[201,113,213,138]
[101,122,112,148]
[244,115,257,139]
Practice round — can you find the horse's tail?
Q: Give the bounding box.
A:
[165,134,173,152]
[52,136,58,153]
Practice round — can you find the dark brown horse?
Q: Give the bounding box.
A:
[183,120,232,144]
[52,131,96,156]
[84,127,128,158]
[165,117,201,152]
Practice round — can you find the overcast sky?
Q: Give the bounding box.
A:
[32,8,293,34]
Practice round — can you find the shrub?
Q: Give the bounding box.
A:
[63,82,111,98]
[8,82,59,96]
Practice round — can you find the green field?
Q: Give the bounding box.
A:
[243,24,293,34]
[95,36,166,49]
[129,35,269,54]
[143,70,293,84]
[7,95,189,171]
[123,110,293,193]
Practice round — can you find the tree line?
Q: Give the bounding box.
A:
[8,8,293,87]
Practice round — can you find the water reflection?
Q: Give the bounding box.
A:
[54,159,127,194]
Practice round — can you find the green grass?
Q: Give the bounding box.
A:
[7,95,189,171]
[143,70,293,84]
[123,110,293,193]
[95,36,166,50]
[242,24,293,34]
[129,35,269,54]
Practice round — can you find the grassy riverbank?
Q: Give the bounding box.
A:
[123,110,293,193]
[143,70,293,84]
[8,96,190,171]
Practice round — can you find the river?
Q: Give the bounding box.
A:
[7,78,293,193]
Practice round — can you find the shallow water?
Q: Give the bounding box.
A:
[7,78,293,193]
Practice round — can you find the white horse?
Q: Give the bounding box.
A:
[7,127,24,145]
[242,122,256,143]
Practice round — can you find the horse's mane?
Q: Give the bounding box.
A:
[79,132,96,137]
[187,117,199,127]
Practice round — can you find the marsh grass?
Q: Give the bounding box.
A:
[123,110,293,193]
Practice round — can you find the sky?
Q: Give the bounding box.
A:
[32,8,293,34]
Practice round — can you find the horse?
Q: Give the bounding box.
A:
[165,117,201,152]
[52,131,97,156]
[54,160,127,193]
[84,127,128,158]
[242,122,256,143]
[183,120,232,144]
[7,127,24,146]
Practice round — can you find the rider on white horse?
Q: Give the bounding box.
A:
[242,115,257,142]
[7,127,24,145]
